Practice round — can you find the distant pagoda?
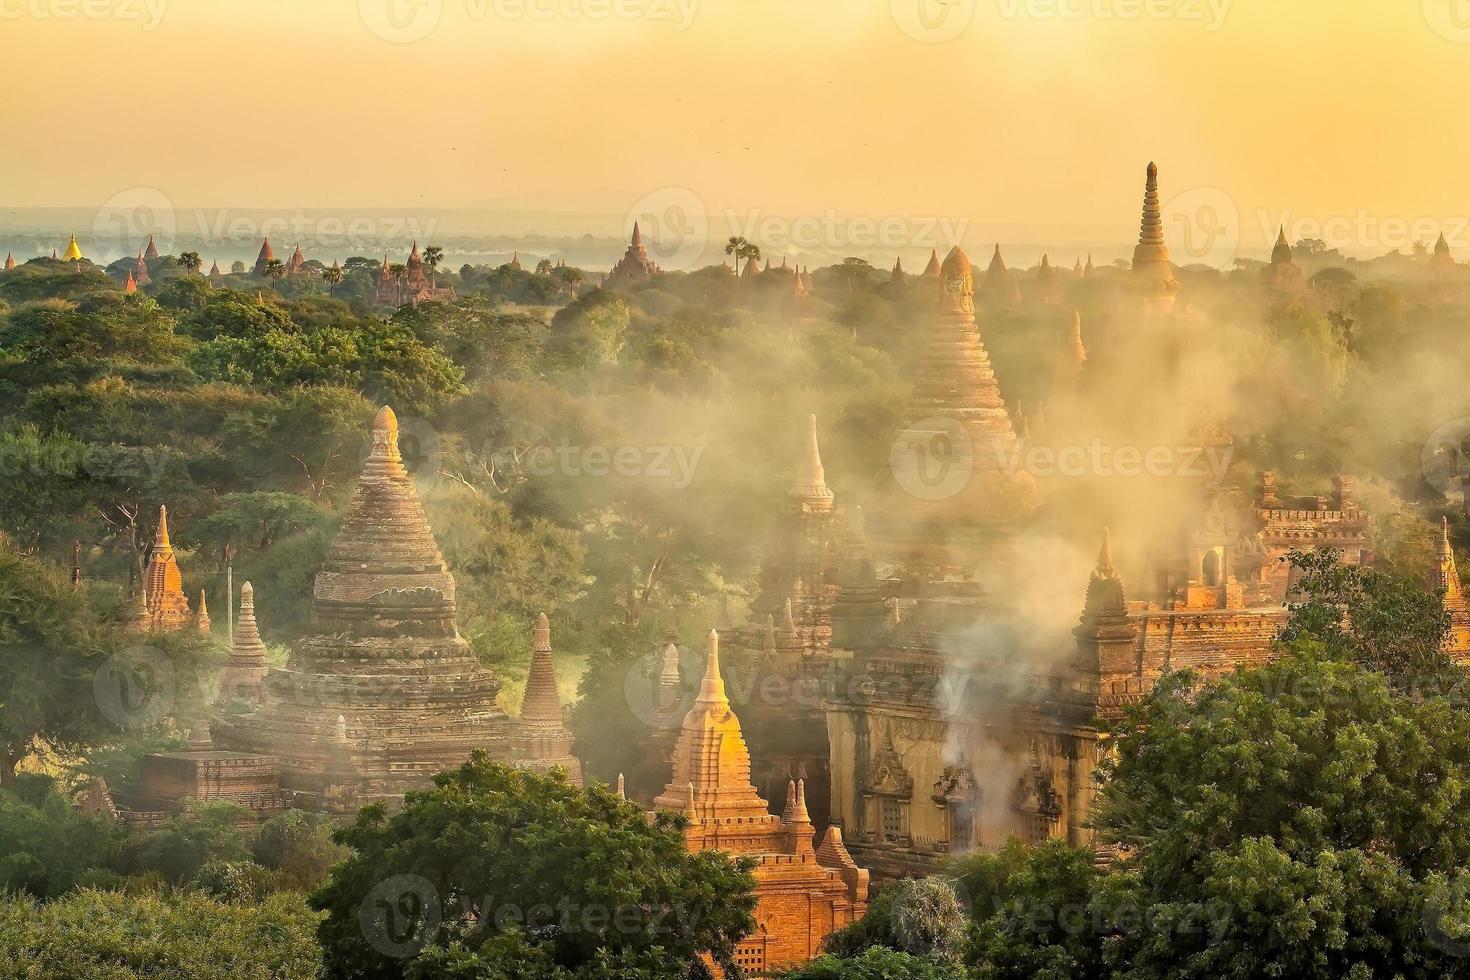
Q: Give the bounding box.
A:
[251,238,276,277]
[511,613,582,784]
[1129,162,1179,308]
[61,233,84,263]
[218,581,269,704]
[1262,226,1303,290]
[213,406,513,806]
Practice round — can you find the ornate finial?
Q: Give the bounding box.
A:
[1098,527,1115,574]
[534,611,551,652]
[154,505,171,548]
[783,779,797,822]
[782,597,797,633]
[698,629,726,704]
[790,414,834,502]
[616,773,625,798]
[792,779,811,824]
[1442,516,1453,556]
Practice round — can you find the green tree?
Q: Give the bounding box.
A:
[321,263,345,298]
[262,258,287,292]
[0,538,216,787]
[179,251,203,275]
[779,948,969,980]
[310,755,757,979]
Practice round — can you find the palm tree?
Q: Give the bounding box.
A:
[262,258,286,291]
[322,263,345,299]
[178,251,202,275]
[423,246,443,288]
[389,263,408,304]
[724,236,748,273]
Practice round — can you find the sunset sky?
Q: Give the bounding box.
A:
[7,0,1470,260]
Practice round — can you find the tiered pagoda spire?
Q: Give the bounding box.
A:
[788,414,835,511]
[212,406,512,805]
[1431,517,1470,660]
[137,505,195,633]
[124,271,137,294]
[61,233,83,262]
[132,251,151,285]
[144,235,160,260]
[1263,226,1303,289]
[1130,162,1178,306]
[902,245,1036,521]
[512,613,583,783]
[219,581,269,703]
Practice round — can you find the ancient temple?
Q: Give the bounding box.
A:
[208,260,224,282]
[136,505,200,634]
[1432,232,1456,276]
[982,244,1016,302]
[5,251,16,270]
[212,406,514,807]
[61,233,84,263]
[921,249,941,279]
[893,244,1037,527]
[1262,226,1303,290]
[132,251,151,286]
[604,224,664,288]
[286,244,306,274]
[1034,253,1060,304]
[653,631,868,975]
[144,235,160,260]
[124,271,137,294]
[219,581,269,704]
[252,238,275,276]
[511,613,583,784]
[1431,517,1470,662]
[1130,162,1178,309]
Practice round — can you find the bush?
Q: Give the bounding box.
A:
[0,887,323,979]
[252,809,346,889]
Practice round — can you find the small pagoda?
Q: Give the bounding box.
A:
[606,223,662,286]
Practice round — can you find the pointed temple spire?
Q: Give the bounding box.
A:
[1130,161,1179,304]
[789,414,835,509]
[219,581,269,703]
[194,590,211,633]
[890,257,904,284]
[124,270,137,293]
[1431,517,1470,662]
[4,251,15,270]
[1084,253,1094,276]
[61,233,83,262]
[743,255,761,278]
[607,222,661,286]
[921,248,941,278]
[1098,526,1114,576]
[657,640,683,713]
[252,238,275,276]
[630,221,643,246]
[652,630,769,819]
[1271,225,1292,264]
[144,234,160,260]
[137,505,193,632]
[519,612,564,728]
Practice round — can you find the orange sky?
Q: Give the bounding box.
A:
[7,0,1470,259]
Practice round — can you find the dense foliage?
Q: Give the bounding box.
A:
[310,755,757,979]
